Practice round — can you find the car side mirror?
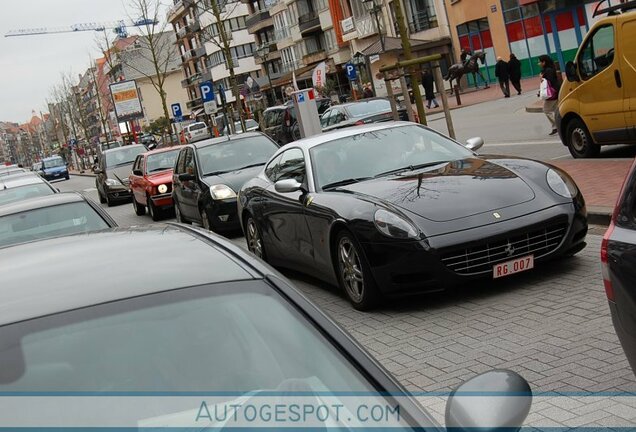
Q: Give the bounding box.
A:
[465,137,484,151]
[178,173,196,182]
[133,169,143,176]
[565,61,579,82]
[275,179,302,193]
[445,370,532,431]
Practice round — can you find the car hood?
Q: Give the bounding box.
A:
[202,165,264,192]
[43,165,67,172]
[145,170,173,184]
[107,164,134,183]
[336,159,536,222]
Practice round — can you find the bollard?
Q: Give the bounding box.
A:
[454,85,462,106]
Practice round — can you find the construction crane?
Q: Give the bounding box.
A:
[4,18,158,38]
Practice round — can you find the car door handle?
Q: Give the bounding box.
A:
[615,70,622,88]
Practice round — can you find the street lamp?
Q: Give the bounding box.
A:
[362,0,385,52]
[256,44,274,106]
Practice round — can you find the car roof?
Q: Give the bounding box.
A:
[190,132,267,149]
[42,156,63,161]
[0,192,84,216]
[264,105,287,112]
[335,98,389,109]
[0,225,258,326]
[143,145,184,157]
[102,144,146,154]
[289,121,416,150]
[0,173,48,189]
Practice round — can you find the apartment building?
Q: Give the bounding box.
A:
[78,68,102,146]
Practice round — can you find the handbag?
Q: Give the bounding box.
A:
[540,78,557,100]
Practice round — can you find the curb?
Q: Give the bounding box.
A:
[525,101,544,113]
[70,172,96,178]
[587,206,612,226]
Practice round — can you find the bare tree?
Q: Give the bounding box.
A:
[199,0,246,132]
[88,54,112,141]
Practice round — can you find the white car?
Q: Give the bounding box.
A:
[184,122,210,143]
[222,119,259,135]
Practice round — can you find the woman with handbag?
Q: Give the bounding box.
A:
[538,55,560,136]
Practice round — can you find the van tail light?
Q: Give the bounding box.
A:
[601,222,615,301]
[354,120,365,126]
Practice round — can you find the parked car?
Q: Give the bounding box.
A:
[320,98,411,132]
[0,167,27,177]
[172,132,279,232]
[129,146,182,221]
[556,1,636,157]
[0,224,532,430]
[222,119,259,135]
[95,144,147,206]
[0,192,116,248]
[38,155,69,181]
[139,133,157,149]
[602,157,636,375]
[262,99,332,145]
[184,121,211,143]
[99,141,123,152]
[0,172,57,206]
[238,122,588,310]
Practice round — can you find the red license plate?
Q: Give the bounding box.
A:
[493,255,534,279]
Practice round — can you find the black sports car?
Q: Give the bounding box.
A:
[238,122,588,310]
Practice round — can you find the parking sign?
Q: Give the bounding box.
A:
[171,103,183,122]
[200,81,214,102]
[345,63,357,81]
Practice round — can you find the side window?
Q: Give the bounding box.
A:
[132,155,143,173]
[265,154,283,181]
[320,110,331,128]
[184,148,197,176]
[277,148,306,184]
[175,149,187,174]
[328,109,342,126]
[578,25,614,80]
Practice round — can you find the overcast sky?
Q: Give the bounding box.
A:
[0,0,166,123]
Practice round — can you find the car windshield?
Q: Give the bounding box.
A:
[346,100,391,118]
[0,202,110,248]
[198,136,278,176]
[310,125,474,190]
[43,158,65,169]
[0,183,54,206]
[145,149,180,173]
[105,146,146,168]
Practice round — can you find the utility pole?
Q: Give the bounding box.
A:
[393,0,426,125]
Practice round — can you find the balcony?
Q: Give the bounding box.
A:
[176,20,201,39]
[167,0,195,22]
[181,72,202,88]
[181,46,206,64]
[201,70,213,82]
[298,11,320,34]
[274,27,290,42]
[246,10,272,33]
[302,49,326,64]
[356,15,381,38]
[281,60,303,73]
[187,97,203,109]
[408,10,438,34]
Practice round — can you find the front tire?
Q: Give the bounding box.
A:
[245,215,266,260]
[148,197,161,221]
[200,207,212,231]
[567,118,600,158]
[334,230,379,311]
[133,196,146,216]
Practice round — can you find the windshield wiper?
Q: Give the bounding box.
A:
[204,163,265,177]
[234,162,265,170]
[322,177,372,190]
[374,161,449,178]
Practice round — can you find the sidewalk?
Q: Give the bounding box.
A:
[422,76,542,116]
[550,159,633,224]
[69,169,95,177]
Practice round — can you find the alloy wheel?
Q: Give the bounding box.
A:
[246,218,263,259]
[338,236,365,303]
[571,127,587,153]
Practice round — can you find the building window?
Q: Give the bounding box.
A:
[324,28,337,52]
[456,18,493,86]
[405,0,438,33]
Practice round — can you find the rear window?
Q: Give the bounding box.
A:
[42,158,65,169]
[188,123,207,131]
[0,184,54,206]
[146,149,180,174]
[105,146,146,168]
[0,202,110,248]
[346,100,391,118]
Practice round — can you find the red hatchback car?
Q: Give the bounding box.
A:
[129,146,182,221]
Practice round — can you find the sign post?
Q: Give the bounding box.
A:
[200,81,219,136]
[345,62,357,101]
[109,80,144,144]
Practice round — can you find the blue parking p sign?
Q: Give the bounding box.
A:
[345,63,357,81]
[171,103,183,122]
[200,81,214,102]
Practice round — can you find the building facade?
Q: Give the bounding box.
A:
[445,0,614,84]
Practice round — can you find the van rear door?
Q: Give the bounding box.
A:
[621,19,636,140]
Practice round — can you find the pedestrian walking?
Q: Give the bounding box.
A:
[422,69,439,109]
[509,53,522,95]
[538,54,560,136]
[494,57,510,98]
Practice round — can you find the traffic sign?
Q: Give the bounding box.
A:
[200,81,214,102]
[345,62,357,81]
[204,100,218,115]
[171,103,183,122]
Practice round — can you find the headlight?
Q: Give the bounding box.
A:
[374,209,419,239]
[158,184,168,194]
[210,184,237,200]
[546,168,577,198]
[105,178,121,186]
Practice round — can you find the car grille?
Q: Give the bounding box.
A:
[440,217,568,275]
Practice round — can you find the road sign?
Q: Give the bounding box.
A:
[204,100,218,115]
[171,103,183,122]
[200,81,214,102]
[110,80,144,122]
[345,62,357,81]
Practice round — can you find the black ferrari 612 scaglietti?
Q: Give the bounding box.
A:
[238,122,588,310]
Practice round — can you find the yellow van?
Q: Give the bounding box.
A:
[557,0,636,158]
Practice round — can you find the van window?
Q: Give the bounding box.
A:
[578,24,614,80]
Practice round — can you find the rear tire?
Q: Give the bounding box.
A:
[334,230,379,311]
[245,215,266,260]
[148,197,161,221]
[567,118,600,158]
[133,196,146,216]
